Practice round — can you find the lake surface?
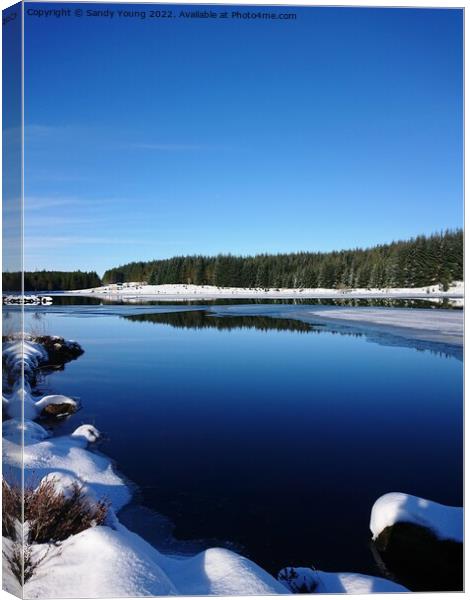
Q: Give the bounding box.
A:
[23,300,463,578]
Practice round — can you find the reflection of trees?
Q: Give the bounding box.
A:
[123,311,312,333]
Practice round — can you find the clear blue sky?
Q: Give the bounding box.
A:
[24,3,463,276]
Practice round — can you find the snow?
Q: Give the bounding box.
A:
[159,546,287,596]
[35,394,79,412]
[3,419,132,512]
[24,525,288,598]
[25,526,178,598]
[278,567,409,593]
[370,492,463,543]
[69,280,464,301]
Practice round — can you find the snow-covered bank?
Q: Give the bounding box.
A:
[68,280,464,301]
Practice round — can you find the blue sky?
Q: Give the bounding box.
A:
[3,2,22,273]
[24,4,463,275]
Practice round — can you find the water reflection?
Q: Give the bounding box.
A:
[124,311,313,333]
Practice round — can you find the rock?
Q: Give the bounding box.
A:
[41,403,77,417]
[33,335,84,364]
[372,521,463,591]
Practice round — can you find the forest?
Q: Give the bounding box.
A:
[103,230,463,290]
[2,270,102,292]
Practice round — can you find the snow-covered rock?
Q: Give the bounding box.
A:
[3,388,79,420]
[370,492,463,543]
[370,493,463,592]
[3,336,81,419]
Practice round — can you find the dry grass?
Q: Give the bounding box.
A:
[2,476,108,583]
[2,478,22,540]
[3,543,45,584]
[26,478,108,544]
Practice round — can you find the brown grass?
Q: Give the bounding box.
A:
[2,478,22,540]
[3,543,44,584]
[26,478,108,544]
[3,477,108,544]
[2,476,108,583]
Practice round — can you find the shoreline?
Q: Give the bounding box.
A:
[61,281,464,302]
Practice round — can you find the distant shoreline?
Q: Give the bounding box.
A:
[59,281,464,303]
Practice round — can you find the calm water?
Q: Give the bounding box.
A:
[23,301,463,577]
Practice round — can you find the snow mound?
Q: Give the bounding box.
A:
[25,524,287,598]
[160,545,287,596]
[25,526,178,598]
[3,421,131,511]
[278,566,408,593]
[370,492,463,543]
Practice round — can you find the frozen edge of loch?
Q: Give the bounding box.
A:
[208,304,463,359]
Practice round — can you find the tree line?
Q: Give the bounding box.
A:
[3,270,102,292]
[103,230,463,290]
